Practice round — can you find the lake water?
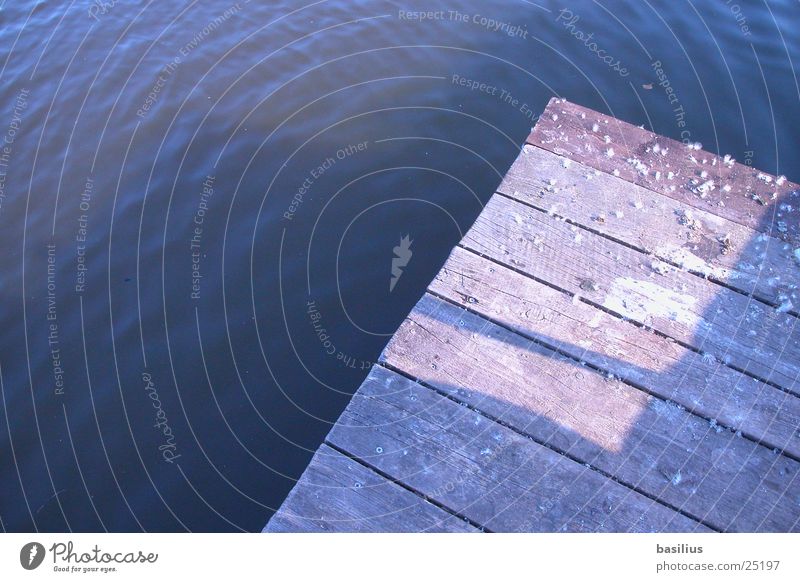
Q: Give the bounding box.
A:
[0,0,797,531]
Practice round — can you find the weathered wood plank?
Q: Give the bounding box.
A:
[430,246,800,460]
[265,444,478,532]
[499,144,800,314]
[381,293,800,531]
[461,194,800,395]
[529,98,800,244]
[329,366,708,532]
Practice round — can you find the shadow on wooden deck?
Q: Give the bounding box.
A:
[299,189,800,532]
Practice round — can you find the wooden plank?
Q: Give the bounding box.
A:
[265,444,478,532]
[430,246,800,460]
[329,366,708,532]
[499,144,800,314]
[461,194,800,395]
[529,98,800,244]
[380,293,800,532]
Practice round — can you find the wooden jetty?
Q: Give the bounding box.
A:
[266,98,800,533]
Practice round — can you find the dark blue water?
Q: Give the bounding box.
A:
[0,0,797,532]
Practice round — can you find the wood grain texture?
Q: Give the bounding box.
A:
[265,444,478,532]
[381,293,800,532]
[528,98,800,244]
[430,246,800,460]
[328,366,708,532]
[462,194,800,395]
[499,144,800,315]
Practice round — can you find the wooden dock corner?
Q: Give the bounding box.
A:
[265,98,800,533]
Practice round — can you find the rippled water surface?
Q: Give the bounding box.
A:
[1,0,798,531]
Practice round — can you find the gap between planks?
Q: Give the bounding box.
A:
[324,440,491,532]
